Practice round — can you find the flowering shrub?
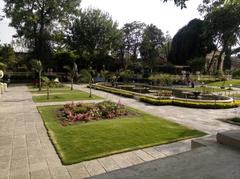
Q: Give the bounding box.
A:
[58,101,129,125]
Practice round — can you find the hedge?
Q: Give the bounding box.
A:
[93,85,135,98]
[93,84,240,109]
[140,96,240,109]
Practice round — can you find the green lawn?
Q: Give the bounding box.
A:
[32,89,101,102]
[38,105,205,165]
[208,79,240,87]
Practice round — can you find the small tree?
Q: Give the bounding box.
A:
[80,69,93,97]
[31,60,43,91]
[41,76,51,100]
[64,62,79,91]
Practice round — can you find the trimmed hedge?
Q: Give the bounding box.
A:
[140,96,240,109]
[139,96,173,105]
[93,84,240,109]
[93,85,135,98]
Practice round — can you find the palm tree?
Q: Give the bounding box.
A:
[80,69,93,97]
[64,62,79,91]
[31,60,43,91]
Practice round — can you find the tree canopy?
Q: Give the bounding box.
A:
[168,19,215,65]
[3,0,81,62]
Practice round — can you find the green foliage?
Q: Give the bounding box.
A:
[64,62,79,90]
[3,0,80,61]
[203,4,240,73]
[94,85,135,98]
[31,59,43,91]
[232,70,240,78]
[0,62,7,71]
[119,70,134,79]
[139,96,239,109]
[0,44,16,70]
[168,19,215,65]
[149,73,180,86]
[140,24,165,69]
[187,57,206,72]
[69,8,121,70]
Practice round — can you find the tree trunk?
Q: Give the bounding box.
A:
[39,72,42,91]
[217,47,226,75]
[206,50,217,74]
[71,78,73,91]
[47,85,49,100]
[89,80,92,98]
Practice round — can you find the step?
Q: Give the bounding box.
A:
[217,130,240,149]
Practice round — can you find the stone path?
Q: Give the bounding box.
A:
[0,84,199,179]
[73,84,240,135]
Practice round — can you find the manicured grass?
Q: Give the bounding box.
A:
[32,89,101,102]
[38,105,205,165]
[208,79,240,87]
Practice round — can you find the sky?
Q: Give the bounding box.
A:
[0,0,202,45]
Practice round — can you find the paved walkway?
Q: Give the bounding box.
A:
[1,84,240,179]
[73,84,240,135]
[0,85,198,179]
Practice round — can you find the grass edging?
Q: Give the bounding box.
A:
[38,105,205,165]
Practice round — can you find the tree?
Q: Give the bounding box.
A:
[69,8,120,70]
[3,0,81,62]
[0,44,16,70]
[162,0,240,9]
[139,24,165,71]
[203,4,240,74]
[168,19,215,65]
[41,76,51,100]
[80,69,93,97]
[121,21,146,69]
[64,62,79,91]
[31,60,43,91]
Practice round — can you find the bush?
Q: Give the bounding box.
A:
[232,69,240,78]
[139,96,239,109]
[149,73,180,86]
[139,96,172,105]
[93,85,135,98]
[59,101,129,125]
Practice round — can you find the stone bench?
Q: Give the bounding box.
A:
[217,130,240,150]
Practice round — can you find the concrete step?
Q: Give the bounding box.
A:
[217,130,240,149]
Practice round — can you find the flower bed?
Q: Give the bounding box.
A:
[58,101,131,125]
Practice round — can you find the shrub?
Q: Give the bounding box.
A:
[139,96,172,105]
[149,73,180,86]
[58,101,130,125]
[93,85,134,98]
[232,69,240,78]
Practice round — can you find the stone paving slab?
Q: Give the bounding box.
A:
[72,84,240,135]
[1,84,235,179]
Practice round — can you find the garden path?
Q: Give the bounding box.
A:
[0,84,201,179]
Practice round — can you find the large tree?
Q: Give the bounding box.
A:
[121,21,146,69]
[69,8,120,70]
[168,19,215,65]
[3,0,81,62]
[203,4,240,73]
[139,24,165,71]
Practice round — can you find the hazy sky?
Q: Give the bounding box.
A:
[0,0,202,45]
